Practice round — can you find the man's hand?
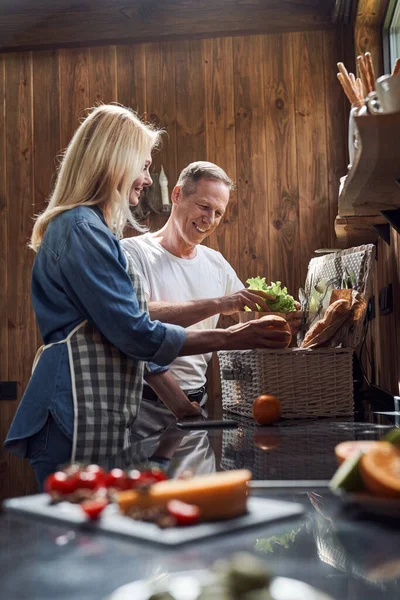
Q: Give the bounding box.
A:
[285,303,303,337]
[145,370,203,419]
[174,401,202,420]
[219,289,276,315]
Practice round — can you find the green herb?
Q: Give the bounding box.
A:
[255,527,303,553]
[246,278,296,313]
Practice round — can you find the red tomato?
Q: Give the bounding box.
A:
[44,471,78,496]
[74,470,98,491]
[84,465,106,487]
[81,498,108,520]
[167,500,200,526]
[126,469,142,489]
[104,468,128,490]
[131,467,168,488]
[148,467,168,482]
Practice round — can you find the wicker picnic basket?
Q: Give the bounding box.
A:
[217,244,375,420]
[217,347,354,419]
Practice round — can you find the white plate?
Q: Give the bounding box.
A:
[332,489,400,517]
[4,495,304,547]
[107,570,334,600]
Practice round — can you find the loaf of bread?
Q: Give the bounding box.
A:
[301,298,351,349]
[117,469,252,521]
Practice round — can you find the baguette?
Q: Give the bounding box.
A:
[364,52,376,93]
[301,299,351,349]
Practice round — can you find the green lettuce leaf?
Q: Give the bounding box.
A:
[246,277,296,312]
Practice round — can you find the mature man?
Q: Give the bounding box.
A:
[122,161,286,434]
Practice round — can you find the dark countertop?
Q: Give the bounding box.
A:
[1,416,400,600]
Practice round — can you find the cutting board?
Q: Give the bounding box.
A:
[4,494,304,547]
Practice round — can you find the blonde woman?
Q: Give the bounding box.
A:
[5,104,290,489]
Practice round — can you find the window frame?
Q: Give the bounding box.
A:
[383,0,400,73]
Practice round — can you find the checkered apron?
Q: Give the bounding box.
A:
[32,253,148,465]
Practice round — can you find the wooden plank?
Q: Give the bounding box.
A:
[175,39,206,173]
[116,44,147,116]
[145,41,177,233]
[263,32,300,298]
[117,44,148,236]
[354,0,390,78]
[293,31,329,284]
[32,50,60,222]
[4,52,38,497]
[203,36,238,420]
[355,0,391,26]
[0,55,7,383]
[0,55,9,495]
[32,50,61,359]
[88,45,118,106]
[323,28,347,248]
[0,1,337,51]
[5,51,36,404]
[365,256,378,386]
[233,35,269,285]
[59,48,89,150]
[372,237,398,393]
[175,38,206,243]
[334,215,386,247]
[392,229,400,395]
[203,37,238,266]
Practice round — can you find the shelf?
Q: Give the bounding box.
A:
[335,214,389,247]
[338,112,400,217]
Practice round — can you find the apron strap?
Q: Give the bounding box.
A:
[31,320,88,374]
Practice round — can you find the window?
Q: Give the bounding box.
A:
[384,0,400,72]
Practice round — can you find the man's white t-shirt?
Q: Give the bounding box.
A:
[122,233,243,390]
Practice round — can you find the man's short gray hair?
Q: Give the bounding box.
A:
[176,161,234,196]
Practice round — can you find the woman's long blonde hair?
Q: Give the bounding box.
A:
[30,104,160,251]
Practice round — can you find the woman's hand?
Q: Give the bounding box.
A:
[226,315,292,349]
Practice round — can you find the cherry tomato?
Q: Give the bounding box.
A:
[126,469,142,489]
[104,468,128,490]
[44,471,78,496]
[74,470,99,491]
[81,498,108,520]
[63,464,81,478]
[84,465,106,487]
[166,500,200,526]
[148,467,168,482]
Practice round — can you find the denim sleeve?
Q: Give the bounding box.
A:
[145,362,169,376]
[58,221,186,365]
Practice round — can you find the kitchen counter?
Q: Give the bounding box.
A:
[1,417,400,600]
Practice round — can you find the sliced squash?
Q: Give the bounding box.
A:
[117,469,252,521]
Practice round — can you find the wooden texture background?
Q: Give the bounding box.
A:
[0,0,337,51]
[0,29,347,499]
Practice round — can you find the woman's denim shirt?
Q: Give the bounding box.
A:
[5,206,186,457]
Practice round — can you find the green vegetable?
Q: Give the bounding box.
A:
[255,526,303,553]
[329,450,365,493]
[382,428,400,445]
[246,278,296,313]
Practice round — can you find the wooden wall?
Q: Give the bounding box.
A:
[367,234,400,396]
[0,29,347,499]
